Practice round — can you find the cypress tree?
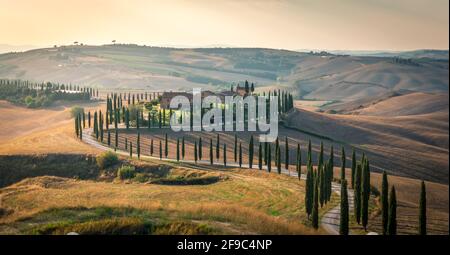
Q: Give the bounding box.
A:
[159,140,162,160]
[115,130,118,149]
[419,181,427,235]
[75,115,79,137]
[223,143,227,167]
[249,135,254,168]
[234,134,238,162]
[164,133,168,158]
[354,164,362,224]
[88,111,91,128]
[129,142,133,158]
[125,138,128,150]
[176,138,180,161]
[296,144,301,180]
[361,159,371,231]
[387,186,397,235]
[307,140,312,167]
[258,143,262,170]
[216,134,220,160]
[107,130,111,146]
[267,144,272,173]
[94,111,98,139]
[137,132,140,159]
[339,179,349,235]
[194,141,198,163]
[381,171,389,235]
[264,142,268,165]
[285,137,289,171]
[319,165,325,207]
[199,137,203,160]
[150,139,154,156]
[275,138,279,166]
[182,137,185,160]
[305,164,313,217]
[312,176,319,229]
[125,108,130,129]
[276,146,281,174]
[351,148,356,188]
[329,145,334,181]
[239,142,242,168]
[210,139,213,165]
[341,147,346,180]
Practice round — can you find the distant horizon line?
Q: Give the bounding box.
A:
[0,42,449,54]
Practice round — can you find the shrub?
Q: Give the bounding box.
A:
[70,106,85,118]
[96,151,119,169]
[117,165,136,180]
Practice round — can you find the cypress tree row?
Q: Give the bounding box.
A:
[258,143,262,170]
[239,142,242,168]
[312,176,319,229]
[223,143,227,167]
[341,147,346,180]
[340,179,349,235]
[210,138,213,165]
[381,171,389,235]
[387,186,397,235]
[249,135,254,169]
[137,132,140,159]
[296,144,301,180]
[354,164,362,224]
[351,148,356,188]
[419,180,427,235]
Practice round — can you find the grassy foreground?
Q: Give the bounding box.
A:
[0,157,335,235]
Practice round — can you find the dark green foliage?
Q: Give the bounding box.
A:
[137,133,141,159]
[311,176,319,229]
[194,141,198,163]
[159,140,162,160]
[129,142,133,158]
[341,147,346,180]
[239,142,242,168]
[318,142,323,169]
[223,144,227,167]
[216,134,220,160]
[339,179,349,235]
[419,181,427,235]
[164,133,168,158]
[210,139,213,165]
[198,137,203,160]
[296,143,301,180]
[182,137,185,160]
[354,164,362,224]
[361,159,371,230]
[351,149,356,188]
[285,137,289,170]
[234,134,238,162]
[258,143,262,170]
[107,130,111,146]
[381,171,389,235]
[276,145,281,174]
[150,139,154,156]
[249,135,254,168]
[305,164,313,217]
[387,186,397,235]
[267,144,271,173]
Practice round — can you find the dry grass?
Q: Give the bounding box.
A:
[0,100,101,155]
[0,164,324,235]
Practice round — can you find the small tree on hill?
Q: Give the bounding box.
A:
[340,179,349,235]
[419,181,427,235]
[387,186,397,235]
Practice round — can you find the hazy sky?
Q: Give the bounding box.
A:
[0,0,448,51]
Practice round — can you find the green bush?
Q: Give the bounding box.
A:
[117,165,136,180]
[70,106,85,118]
[96,151,119,169]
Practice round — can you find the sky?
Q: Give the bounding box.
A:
[0,0,448,51]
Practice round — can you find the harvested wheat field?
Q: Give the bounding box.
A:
[0,100,101,155]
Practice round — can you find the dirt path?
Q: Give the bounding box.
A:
[82,127,359,235]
